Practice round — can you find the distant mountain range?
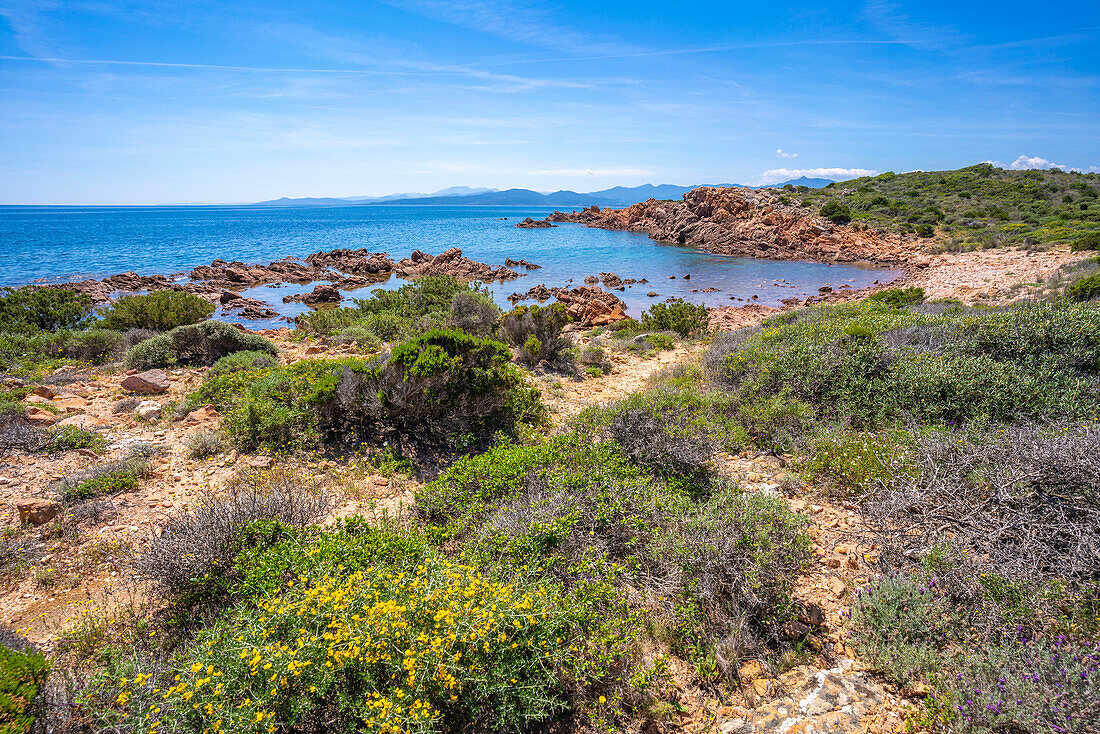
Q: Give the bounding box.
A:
[251,177,833,209]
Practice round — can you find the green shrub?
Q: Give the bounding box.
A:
[1070,231,1100,251]
[578,344,612,374]
[331,326,382,350]
[99,290,214,332]
[123,524,569,734]
[125,320,278,370]
[355,275,470,319]
[640,300,709,337]
[206,331,543,456]
[60,328,124,363]
[419,434,810,665]
[0,635,50,734]
[850,574,955,686]
[208,350,278,376]
[380,329,544,444]
[712,300,1100,428]
[1066,274,1100,302]
[448,290,501,336]
[0,288,93,334]
[866,286,925,307]
[819,200,852,224]
[40,425,106,454]
[500,303,572,366]
[916,223,934,237]
[54,444,158,501]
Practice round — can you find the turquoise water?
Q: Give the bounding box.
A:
[0,205,901,323]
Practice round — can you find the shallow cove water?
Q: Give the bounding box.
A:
[0,204,902,325]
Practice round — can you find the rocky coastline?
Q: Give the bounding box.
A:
[544,185,923,266]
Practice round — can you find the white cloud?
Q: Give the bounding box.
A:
[984,155,1091,173]
[534,167,655,177]
[755,167,877,185]
[776,149,797,159]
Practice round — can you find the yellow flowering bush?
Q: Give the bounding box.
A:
[120,553,569,734]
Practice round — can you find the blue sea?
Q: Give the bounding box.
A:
[0,205,902,324]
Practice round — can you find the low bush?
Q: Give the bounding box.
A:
[1070,231,1100,251]
[500,303,572,366]
[418,432,810,667]
[945,636,1100,734]
[607,408,713,481]
[184,429,225,459]
[125,320,278,370]
[124,524,568,734]
[448,290,500,336]
[0,288,93,334]
[208,349,278,376]
[860,425,1100,638]
[640,300,709,337]
[578,343,612,374]
[111,397,140,414]
[849,574,955,686]
[378,329,545,449]
[355,275,470,319]
[866,286,925,307]
[54,443,159,502]
[711,300,1100,428]
[40,425,106,454]
[0,628,50,734]
[136,466,333,603]
[1066,274,1100,301]
[820,200,853,224]
[99,290,214,332]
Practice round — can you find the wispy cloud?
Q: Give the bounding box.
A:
[379,0,636,55]
[756,167,878,184]
[534,167,655,178]
[861,1,966,50]
[776,149,798,158]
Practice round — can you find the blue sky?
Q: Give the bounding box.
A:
[1,0,1098,205]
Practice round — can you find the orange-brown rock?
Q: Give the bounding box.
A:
[394,248,520,282]
[549,285,627,327]
[548,186,916,264]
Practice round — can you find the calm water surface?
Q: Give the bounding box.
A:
[0,205,902,323]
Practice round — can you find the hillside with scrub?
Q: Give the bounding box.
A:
[782,163,1100,250]
[1,243,1099,733]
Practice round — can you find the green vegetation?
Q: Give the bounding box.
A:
[99,290,215,332]
[713,300,1100,428]
[789,164,1100,248]
[1070,231,1100,251]
[190,329,543,457]
[0,288,93,334]
[125,319,278,369]
[639,299,710,337]
[0,633,50,734]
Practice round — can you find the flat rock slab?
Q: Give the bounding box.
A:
[722,660,887,734]
[121,369,170,394]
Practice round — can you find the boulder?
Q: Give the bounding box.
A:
[549,286,628,327]
[121,369,169,395]
[57,414,108,429]
[16,498,61,526]
[31,385,56,399]
[135,400,163,420]
[599,272,624,288]
[302,284,342,305]
[25,407,58,426]
[182,405,220,426]
[515,217,555,229]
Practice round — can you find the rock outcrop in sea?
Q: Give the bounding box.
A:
[546,186,920,264]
